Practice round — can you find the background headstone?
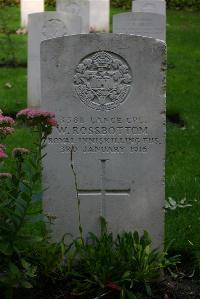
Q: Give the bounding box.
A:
[20,0,44,28]
[113,12,166,41]
[56,0,110,33]
[132,0,166,16]
[41,33,166,248]
[28,12,81,108]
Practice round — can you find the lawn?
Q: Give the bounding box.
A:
[165,10,200,261]
[0,5,200,264]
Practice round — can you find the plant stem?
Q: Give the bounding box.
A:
[70,146,84,245]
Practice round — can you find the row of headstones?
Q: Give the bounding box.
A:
[28,0,166,108]
[21,0,110,31]
[22,0,166,29]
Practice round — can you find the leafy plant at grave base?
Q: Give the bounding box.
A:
[27,235,74,283]
[0,149,42,297]
[69,217,179,299]
[0,108,58,298]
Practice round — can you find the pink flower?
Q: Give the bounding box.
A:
[47,118,58,127]
[0,127,15,136]
[0,172,12,179]
[0,115,15,139]
[0,115,15,126]
[0,148,7,159]
[16,108,55,120]
[106,282,121,291]
[0,144,5,150]
[16,108,58,137]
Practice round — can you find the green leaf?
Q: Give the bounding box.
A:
[19,182,30,193]
[9,262,20,278]
[0,241,13,255]
[32,173,40,183]
[122,271,131,279]
[16,197,27,209]
[126,290,138,299]
[21,259,30,270]
[145,284,152,296]
[25,213,44,223]
[31,192,43,203]
[20,280,33,288]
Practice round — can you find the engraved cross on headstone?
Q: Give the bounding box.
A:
[78,159,131,217]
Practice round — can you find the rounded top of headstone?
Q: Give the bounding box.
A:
[142,3,156,11]
[57,0,81,15]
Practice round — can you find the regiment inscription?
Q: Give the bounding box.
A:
[48,114,161,154]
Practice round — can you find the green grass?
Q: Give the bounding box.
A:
[0,68,27,114]
[0,5,21,33]
[0,34,27,66]
[165,10,200,259]
[2,126,37,168]
[0,6,200,263]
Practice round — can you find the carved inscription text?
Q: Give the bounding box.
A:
[48,115,162,154]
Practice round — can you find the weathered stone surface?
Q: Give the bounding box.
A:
[113,12,166,41]
[41,33,166,248]
[28,12,81,108]
[56,0,109,33]
[20,0,44,28]
[132,0,166,16]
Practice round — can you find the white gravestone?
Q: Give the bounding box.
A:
[56,0,110,33]
[132,0,166,16]
[113,12,166,41]
[20,0,44,28]
[41,33,166,248]
[28,12,81,108]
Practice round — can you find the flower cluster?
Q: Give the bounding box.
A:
[0,172,12,179]
[0,115,15,126]
[16,108,58,137]
[0,114,15,139]
[12,147,30,162]
[16,108,55,120]
[0,144,5,150]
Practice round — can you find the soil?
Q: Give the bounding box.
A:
[10,274,200,299]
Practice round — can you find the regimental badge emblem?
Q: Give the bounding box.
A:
[73,51,132,111]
